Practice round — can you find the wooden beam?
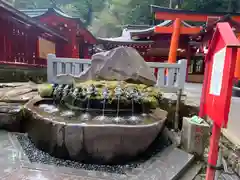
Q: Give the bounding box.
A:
[154,26,202,35]
[155,12,240,23]
[155,12,208,22]
[232,17,240,23]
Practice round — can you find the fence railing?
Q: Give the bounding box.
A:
[47,54,187,93]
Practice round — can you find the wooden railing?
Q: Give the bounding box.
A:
[47,54,187,93]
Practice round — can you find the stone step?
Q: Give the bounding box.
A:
[178,162,203,180]
[130,147,195,180]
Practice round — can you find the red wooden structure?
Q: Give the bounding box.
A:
[198,22,240,180]
[97,20,195,64]
[20,8,97,59]
[191,15,240,82]
[0,0,67,67]
[151,5,240,82]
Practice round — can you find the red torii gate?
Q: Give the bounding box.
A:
[151,5,240,80]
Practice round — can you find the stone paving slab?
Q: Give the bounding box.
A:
[0,82,239,180]
[2,168,107,180]
[0,82,196,180]
[0,82,39,132]
[131,147,194,180]
[178,162,203,180]
[0,82,38,103]
[0,130,196,180]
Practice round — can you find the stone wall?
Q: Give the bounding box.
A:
[159,93,199,129]
[0,65,47,83]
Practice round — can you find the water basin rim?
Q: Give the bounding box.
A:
[24,97,167,128]
[25,106,166,128]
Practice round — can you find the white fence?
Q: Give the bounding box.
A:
[47,54,187,93]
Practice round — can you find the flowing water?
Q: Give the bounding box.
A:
[113,96,123,123]
[141,92,147,117]
[97,99,107,121]
[79,97,92,121]
[36,100,158,125]
[102,99,106,118]
[131,98,134,117]
[129,98,141,123]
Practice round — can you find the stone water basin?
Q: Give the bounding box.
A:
[24,96,167,164]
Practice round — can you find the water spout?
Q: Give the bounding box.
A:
[98,87,109,121]
[141,92,147,117]
[79,85,94,121]
[114,84,122,123]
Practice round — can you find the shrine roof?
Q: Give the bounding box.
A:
[97,37,154,44]
[19,8,85,28]
[123,24,153,30]
[19,8,80,20]
[97,20,195,44]
[190,15,240,41]
[0,0,67,42]
[19,8,50,17]
[20,7,97,43]
[151,4,240,16]
[129,20,194,36]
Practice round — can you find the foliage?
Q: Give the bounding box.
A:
[60,0,107,25]
[181,0,240,12]
[10,0,240,37]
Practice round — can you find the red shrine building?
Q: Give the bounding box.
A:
[98,5,240,83]
[97,20,196,63]
[151,5,240,82]
[97,18,203,82]
[20,8,97,59]
[0,0,67,67]
[2,1,240,83]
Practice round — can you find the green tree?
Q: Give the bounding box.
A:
[182,0,240,12]
[11,0,240,37]
[107,0,170,25]
[12,0,107,26]
[60,0,107,25]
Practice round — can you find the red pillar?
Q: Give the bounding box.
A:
[168,18,181,63]
[71,29,79,58]
[234,36,240,81]
[186,45,192,81]
[63,29,78,58]
[199,40,211,118]
[205,123,221,180]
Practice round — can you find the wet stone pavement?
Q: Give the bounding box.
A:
[0,130,196,180]
[0,130,113,180]
[0,82,218,180]
[0,82,239,180]
[0,82,197,180]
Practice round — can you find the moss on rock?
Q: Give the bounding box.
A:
[38,84,54,98]
[38,80,162,109]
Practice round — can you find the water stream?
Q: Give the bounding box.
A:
[47,83,159,125]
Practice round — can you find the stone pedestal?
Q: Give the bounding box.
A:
[181,117,210,156]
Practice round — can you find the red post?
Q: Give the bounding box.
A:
[185,45,192,82]
[168,18,181,64]
[205,123,221,180]
[197,23,240,180]
[199,59,209,118]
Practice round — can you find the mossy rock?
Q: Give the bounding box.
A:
[38,84,54,97]
[38,80,162,109]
